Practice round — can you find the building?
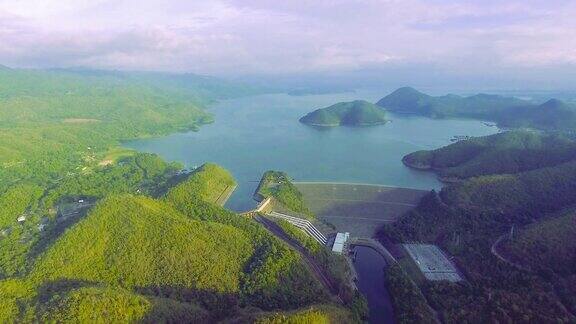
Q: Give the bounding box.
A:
[17,215,26,223]
[332,232,350,254]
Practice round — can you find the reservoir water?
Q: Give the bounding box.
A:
[125,91,497,323]
[125,91,497,212]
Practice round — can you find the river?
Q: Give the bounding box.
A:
[353,246,395,323]
[125,91,497,323]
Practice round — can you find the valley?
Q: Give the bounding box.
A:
[1,67,575,323]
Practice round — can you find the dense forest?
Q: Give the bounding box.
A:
[0,163,355,322]
[299,100,388,127]
[403,130,576,180]
[0,68,258,192]
[381,134,576,322]
[0,69,355,322]
[255,173,368,322]
[376,87,576,131]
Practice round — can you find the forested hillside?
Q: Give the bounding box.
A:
[0,69,356,322]
[382,136,576,322]
[0,68,258,191]
[0,163,354,322]
[403,131,576,180]
[376,87,576,131]
[299,100,387,126]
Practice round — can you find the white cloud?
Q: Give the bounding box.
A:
[0,0,575,76]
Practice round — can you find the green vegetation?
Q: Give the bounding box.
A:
[270,219,367,322]
[384,264,437,324]
[0,162,339,322]
[377,87,576,131]
[256,171,314,219]
[0,67,258,193]
[38,286,210,323]
[165,163,236,205]
[31,195,253,292]
[504,209,576,274]
[39,287,151,323]
[502,210,576,313]
[0,152,183,279]
[0,66,252,283]
[256,304,355,323]
[403,131,576,180]
[0,184,43,228]
[299,100,387,126]
[381,136,576,322]
[276,219,322,255]
[0,68,349,322]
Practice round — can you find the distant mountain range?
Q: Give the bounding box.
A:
[299,100,388,127]
[376,87,576,132]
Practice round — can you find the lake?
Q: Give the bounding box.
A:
[125,91,498,212]
[125,90,498,323]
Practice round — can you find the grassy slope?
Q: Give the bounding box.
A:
[300,100,387,126]
[403,131,576,180]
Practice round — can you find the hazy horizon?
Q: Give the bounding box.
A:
[1,0,576,89]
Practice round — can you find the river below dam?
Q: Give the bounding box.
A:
[125,90,498,323]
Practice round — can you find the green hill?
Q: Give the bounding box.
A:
[31,194,253,292]
[0,67,260,192]
[165,163,236,205]
[376,87,576,131]
[502,209,576,274]
[402,131,576,180]
[0,163,339,322]
[299,100,388,126]
[376,87,525,118]
[255,171,315,219]
[382,138,576,322]
[38,286,209,323]
[499,99,576,131]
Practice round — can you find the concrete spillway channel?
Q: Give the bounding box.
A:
[267,211,327,245]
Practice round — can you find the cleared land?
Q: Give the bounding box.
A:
[403,244,462,282]
[294,182,427,237]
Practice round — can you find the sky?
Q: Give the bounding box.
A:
[1,0,575,87]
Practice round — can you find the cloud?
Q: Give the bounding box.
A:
[0,0,575,78]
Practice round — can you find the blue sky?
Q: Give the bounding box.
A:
[0,0,574,86]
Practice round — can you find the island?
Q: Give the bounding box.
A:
[299,100,388,127]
